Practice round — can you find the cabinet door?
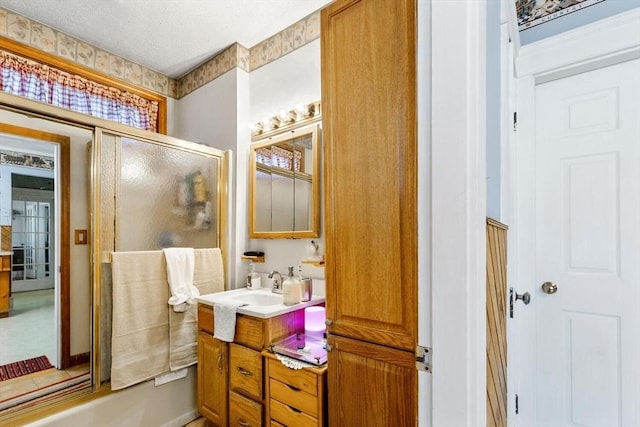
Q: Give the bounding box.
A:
[198,331,228,426]
[327,334,416,426]
[321,0,417,350]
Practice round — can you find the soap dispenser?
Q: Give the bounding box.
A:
[282,266,302,305]
[247,262,261,290]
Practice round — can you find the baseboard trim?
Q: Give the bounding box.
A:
[68,352,90,367]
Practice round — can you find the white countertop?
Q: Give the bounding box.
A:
[197,287,325,319]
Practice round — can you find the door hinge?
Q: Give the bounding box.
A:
[415,345,431,372]
[513,112,517,131]
[515,393,519,414]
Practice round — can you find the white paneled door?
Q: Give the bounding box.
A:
[534,59,640,426]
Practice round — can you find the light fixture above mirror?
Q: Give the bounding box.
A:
[250,101,321,140]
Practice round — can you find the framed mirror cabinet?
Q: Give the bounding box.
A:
[249,123,320,239]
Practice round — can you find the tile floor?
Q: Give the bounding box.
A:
[183,417,209,427]
[0,289,90,412]
[0,289,56,365]
[0,363,90,411]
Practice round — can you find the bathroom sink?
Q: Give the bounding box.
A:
[231,292,282,306]
[197,286,325,319]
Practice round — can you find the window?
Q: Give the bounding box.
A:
[0,42,166,133]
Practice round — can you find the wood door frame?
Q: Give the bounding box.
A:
[0,122,71,369]
[509,9,640,426]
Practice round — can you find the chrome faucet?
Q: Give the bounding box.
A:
[268,271,284,294]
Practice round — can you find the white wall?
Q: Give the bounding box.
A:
[175,68,251,288]
[165,97,180,137]
[176,70,241,150]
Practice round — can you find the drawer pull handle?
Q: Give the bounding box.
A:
[286,384,301,392]
[237,367,253,376]
[287,405,303,414]
[237,418,251,427]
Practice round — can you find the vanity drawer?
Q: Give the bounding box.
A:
[267,357,317,396]
[270,421,286,427]
[197,304,214,334]
[235,315,265,350]
[269,378,318,417]
[229,343,263,400]
[198,304,265,349]
[229,391,263,427]
[270,398,317,427]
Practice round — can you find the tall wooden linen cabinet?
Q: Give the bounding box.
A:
[321,0,418,425]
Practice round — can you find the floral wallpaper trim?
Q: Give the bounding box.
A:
[0,7,320,100]
[0,7,177,98]
[178,43,250,98]
[178,11,320,99]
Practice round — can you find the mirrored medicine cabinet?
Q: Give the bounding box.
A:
[249,123,320,239]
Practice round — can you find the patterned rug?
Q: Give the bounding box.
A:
[0,355,53,381]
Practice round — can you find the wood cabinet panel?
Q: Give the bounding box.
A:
[197,331,228,426]
[0,255,10,318]
[198,304,305,350]
[1,254,10,270]
[269,379,318,417]
[234,315,266,350]
[327,335,416,426]
[229,343,263,401]
[270,398,318,427]
[197,303,214,334]
[321,0,417,351]
[229,391,263,427]
[267,357,318,396]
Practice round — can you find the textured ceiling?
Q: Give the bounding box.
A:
[0,0,332,78]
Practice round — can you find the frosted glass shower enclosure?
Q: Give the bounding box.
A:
[93,129,227,384]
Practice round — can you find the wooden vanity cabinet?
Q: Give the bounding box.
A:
[197,303,305,426]
[321,0,418,424]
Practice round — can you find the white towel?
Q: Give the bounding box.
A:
[169,248,225,371]
[213,301,245,342]
[163,247,199,312]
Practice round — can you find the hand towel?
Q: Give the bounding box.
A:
[163,247,198,312]
[213,300,245,342]
[169,248,225,371]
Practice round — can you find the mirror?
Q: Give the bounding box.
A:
[0,112,93,415]
[249,123,320,238]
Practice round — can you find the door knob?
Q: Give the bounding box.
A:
[515,291,531,305]
[541,281,558,294]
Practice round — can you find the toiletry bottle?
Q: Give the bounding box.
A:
[282,266,302,305]
[247,262,261,290]
[298,264,312,302]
